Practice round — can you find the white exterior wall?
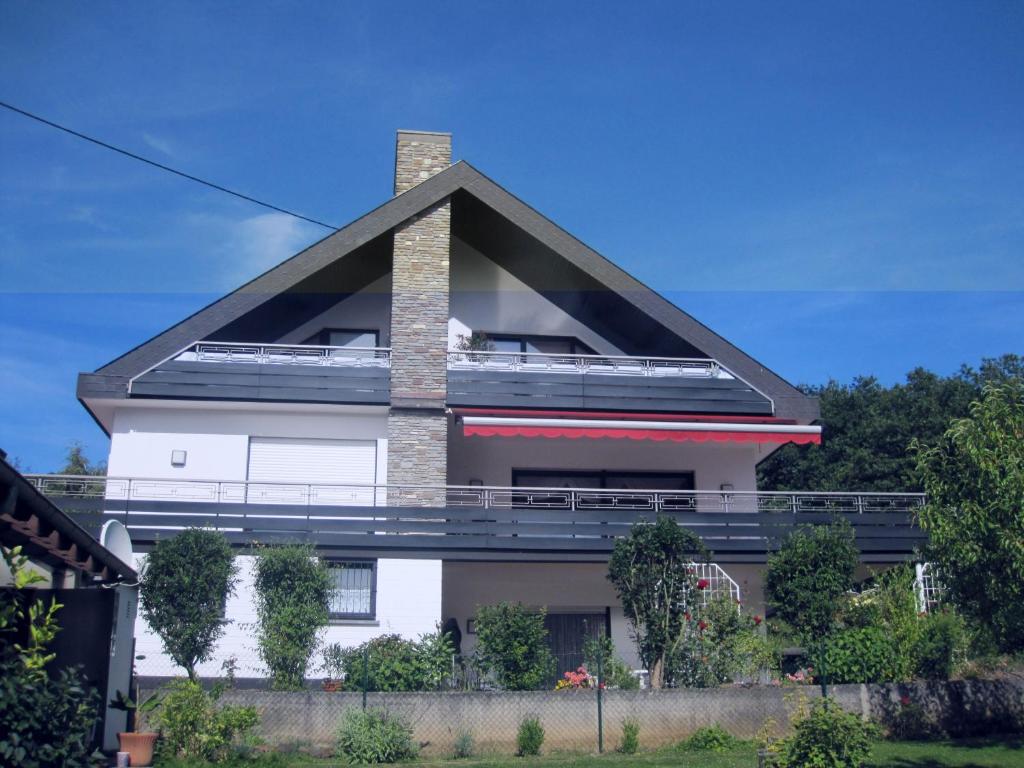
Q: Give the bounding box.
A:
[107,402,442,679]
[448,430,759,492]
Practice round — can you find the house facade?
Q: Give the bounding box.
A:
[33,131,925,678]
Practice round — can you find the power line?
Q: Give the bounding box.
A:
[0,100,339,230]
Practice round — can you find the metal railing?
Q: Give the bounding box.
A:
[177,341,392,368]
[26,475,925,514]
[446,350,726,378]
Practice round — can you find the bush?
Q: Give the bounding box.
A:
[252,544,332,690]
[777,699,877,768]
[473,603,554,691]
[680,724,737,752]
[766,521,859,642]
[619,718,640,754]
[670,597,777,687]
[452,729,475,759]
[823,627,899,684]
[140,528,237,680]
[0,546,98,768]
[335,707,418,764]
[155,678,259,763]
[914,610,965,680]
[339,629,455,692]
[516,716,545,756]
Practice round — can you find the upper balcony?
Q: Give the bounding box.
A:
[114,341,773,415]
[27,474,925,564]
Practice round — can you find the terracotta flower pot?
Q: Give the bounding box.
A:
[118,732,158,766]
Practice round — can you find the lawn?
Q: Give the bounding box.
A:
[244,736,1023,768]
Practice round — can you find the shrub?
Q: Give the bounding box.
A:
[139,528,237,680]
[0,546,98,768]
[335,707,418,764]
[670,597,777,687]
[252,544,332,690]
[516,716,545,756]
[619,718,640,754]
[914,610,965,680]
[339,629,455,692]
[823,627,899,684]
[777,699,877,768]
[451,729,475,759]
[473,603,554,691]
[154,678,259,763]
[680,724,737,752]
[766,521,858,643]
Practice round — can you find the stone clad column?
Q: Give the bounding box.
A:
[388,131,451,506]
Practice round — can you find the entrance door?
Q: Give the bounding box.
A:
[544,612,608,682]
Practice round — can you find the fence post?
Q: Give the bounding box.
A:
[596,649,604,754]
[362,646,369,710]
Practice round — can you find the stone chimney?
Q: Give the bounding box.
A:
[394,130,452,195]
[387,131,452,503]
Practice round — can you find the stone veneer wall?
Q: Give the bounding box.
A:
[388,132,452,505]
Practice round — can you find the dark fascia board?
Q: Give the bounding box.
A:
[89,161,817,420]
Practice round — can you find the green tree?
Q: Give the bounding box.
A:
[606,516,707,688]
[473,602,554,691]
[57,441,106,476]
[758,354,1022,492]
[139,529,237,680]
[252,544,332,689]
[765,520,859,642]
[913,381,1024,653]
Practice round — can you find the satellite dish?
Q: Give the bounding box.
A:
[100,520,134,564]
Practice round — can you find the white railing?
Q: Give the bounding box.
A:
[447,350,727,378]
[26,475,925,514]
[914,563,945,613]
[693,562,742,606]
[178,342,391,368]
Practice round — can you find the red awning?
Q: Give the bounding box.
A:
[460,416,821,446]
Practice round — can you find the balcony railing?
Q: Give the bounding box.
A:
[447,350,728,378]
[27,475,925,515]
[174,342,391,368]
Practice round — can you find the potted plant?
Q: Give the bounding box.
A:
[320,642,345,692]
[109,688,162,766]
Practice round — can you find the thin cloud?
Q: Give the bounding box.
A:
[142,133,175,157]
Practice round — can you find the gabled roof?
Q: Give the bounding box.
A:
[85,161,818,422]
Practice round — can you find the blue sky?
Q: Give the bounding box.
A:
[1,1,1022,471]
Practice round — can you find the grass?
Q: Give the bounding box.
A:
[203,736,1023,768]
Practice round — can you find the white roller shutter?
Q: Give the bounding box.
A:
[247,437,377,505]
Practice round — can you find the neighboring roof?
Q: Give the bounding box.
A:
[0,457,136,582]
[84,161,818,422]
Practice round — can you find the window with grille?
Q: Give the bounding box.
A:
[327,561,376,619]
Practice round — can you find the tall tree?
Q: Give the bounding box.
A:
[57,441,107,476]
[607,517,707,689]
[139,529,237,680]
[913,381,1024,653]
[758,354,1021,492]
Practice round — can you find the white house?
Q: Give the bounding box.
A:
[31,131,925,678]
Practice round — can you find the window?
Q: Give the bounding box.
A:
[327,560,376,619]
[487,335,594,355]
[305,328,380,348]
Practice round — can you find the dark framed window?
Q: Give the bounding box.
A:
[305,328,380,348]
[486,334,595,355]
[327,560,377,619]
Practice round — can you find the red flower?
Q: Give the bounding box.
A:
[754,615,762,626]
[698,620,708,631]
[684,612,692,621]
[697,579,710,590]
[900,695,911,706]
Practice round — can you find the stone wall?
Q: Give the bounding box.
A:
[190,679,1023,756]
